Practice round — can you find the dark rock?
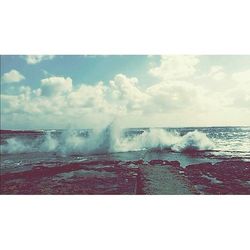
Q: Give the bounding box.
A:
[167,161,180,168]
[183,160,250,194]
[148,160,180,168]
[149,159,164,165]
[132,160,144,165]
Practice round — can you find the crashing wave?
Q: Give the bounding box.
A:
[0,123,215,155]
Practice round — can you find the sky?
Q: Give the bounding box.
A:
[1,55,250,129]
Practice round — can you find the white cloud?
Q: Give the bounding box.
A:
[208,65,226,81]
[1,62,250,129]
[24,55,55,64]
[149,55,200,80]
[222,69,250,109]
[1,69,25,83]
[67,81,109,114]
[0,74,210,127]
[145,81,199,112]
[33,88,42,97]
[108,74,149,111]
[41,76,72,96]
[221,69,250,109]
[232,69,250,84]
[1,94,20,114]
[230,89,250,108]
[66,74,149,115]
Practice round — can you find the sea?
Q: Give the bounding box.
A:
[1,125,250,194]
[0,126,250,194]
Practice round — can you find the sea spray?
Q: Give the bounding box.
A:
[0,124,215,155]
[40,132,58,152]
[116,129,214,152]
[171,130,215,152]
[1,137,33,154]
[117,128,179,152]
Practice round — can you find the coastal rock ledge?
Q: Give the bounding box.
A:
[184,160,250,194]
[0,159,249,194]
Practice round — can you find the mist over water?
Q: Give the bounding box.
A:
[2,123,249,157]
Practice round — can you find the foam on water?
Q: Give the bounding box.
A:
[1,123,215,155]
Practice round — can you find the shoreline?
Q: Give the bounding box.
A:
[1,159,249,195]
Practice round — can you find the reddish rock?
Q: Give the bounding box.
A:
[184,160,250,194]
[148,159,180,168]
[149,159,164,165]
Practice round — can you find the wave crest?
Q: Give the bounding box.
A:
[1,125,215,155]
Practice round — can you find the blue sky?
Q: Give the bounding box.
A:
[2,55,250,92]
[1,55,158,92]
[1,55,250,129]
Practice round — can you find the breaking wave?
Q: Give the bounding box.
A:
[1,124,215,155]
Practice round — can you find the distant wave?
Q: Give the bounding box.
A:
[0,123,215,155]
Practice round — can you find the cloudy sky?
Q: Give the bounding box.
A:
[1,55,250,129]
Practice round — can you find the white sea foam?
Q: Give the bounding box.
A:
[115,128,214,152]
[1,123,215,155]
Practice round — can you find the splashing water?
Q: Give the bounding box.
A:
[0,123,215,155]
[115,128,214,152]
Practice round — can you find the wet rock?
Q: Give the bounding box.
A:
[149,160,164,165]
[185,163,214,172]
[148,160,180,168]
[123,160,144,166]
[131,160,144,165]
[184,160,250,194]
[167,161,180,168]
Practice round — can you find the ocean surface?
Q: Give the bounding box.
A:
[1,126,250,172]
[1,126,250,194]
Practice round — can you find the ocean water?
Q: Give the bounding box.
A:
[1,125,249,172]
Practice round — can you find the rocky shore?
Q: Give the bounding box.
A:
[184,160,250,194]
[1,159,249,194]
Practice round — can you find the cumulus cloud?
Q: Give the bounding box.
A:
[1,59,250,129]
[224,69,250,109]
[149,55,200,80]
[41,77,73,96]
[67,81,109,114]
[1,94,20,114]
[208,66,226,81]
[223,85,250,109]
[108,74,149,111]
[232,69,250,84]
[146,81,199,112]
[65,74,149,115]
[23,55,55,64]
[0,74,207,124]
[1,69,25,83]
[230,90,250,108]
